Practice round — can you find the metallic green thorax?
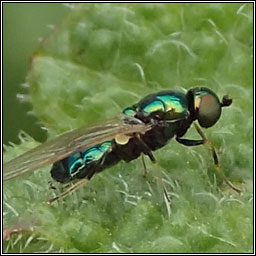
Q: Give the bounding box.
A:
[123,91,189,121]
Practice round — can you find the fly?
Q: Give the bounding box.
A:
[3,87,241,204]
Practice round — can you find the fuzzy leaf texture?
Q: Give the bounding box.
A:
[3,3,253,253]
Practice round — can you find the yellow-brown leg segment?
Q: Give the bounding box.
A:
[47,178,88,204]
[136,135,172,216]
[141,154,148,178]
[151,161,172,217]
[193,122,241,194]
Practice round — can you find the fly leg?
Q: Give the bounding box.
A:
[47,178,88,204]
[141,154,148,178]
[193,123,241,193]
[48,152,110,204]
[176,137,204,146]
[135,135,171,216]
[177,124,241,193]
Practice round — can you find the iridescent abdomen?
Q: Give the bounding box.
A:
[51,141,114,183]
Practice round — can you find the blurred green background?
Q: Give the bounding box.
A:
[3,3,70,145]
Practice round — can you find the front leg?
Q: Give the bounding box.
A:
[176,137,204,146]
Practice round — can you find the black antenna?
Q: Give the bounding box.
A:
[221,95,232,107]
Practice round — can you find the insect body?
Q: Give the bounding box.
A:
[3,86,238,240]
[49,87,232,184]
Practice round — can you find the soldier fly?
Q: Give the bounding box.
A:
[3,87,240,203]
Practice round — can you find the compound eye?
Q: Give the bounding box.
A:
[195,93,221,128]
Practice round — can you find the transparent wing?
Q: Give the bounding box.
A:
[4,114,151,181]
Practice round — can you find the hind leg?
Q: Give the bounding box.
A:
[48,178,89,204]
